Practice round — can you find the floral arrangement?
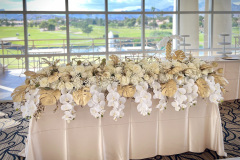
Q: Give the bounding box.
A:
[12,39,228,123]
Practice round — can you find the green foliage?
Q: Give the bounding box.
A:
[149,30,172,37]
[160,23,167,29]
[29,21,34,27]
[149,22,158,28]
[48,24,55,31]
[81,23,93,35]
[60,26,66,30]
[39,21,48,29]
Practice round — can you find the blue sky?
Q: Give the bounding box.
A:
[0,0,175,11]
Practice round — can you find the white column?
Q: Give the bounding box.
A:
[213,0,232,48]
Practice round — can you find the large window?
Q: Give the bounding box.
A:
[0,0,240,71]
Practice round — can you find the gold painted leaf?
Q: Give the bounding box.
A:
[211,62,218,67]
[161,79,177,97]
[117,85,136,98]
[196,78,210,98]
[73,88,92,106]
[200,64,213,70]
[48,72,59,83]
[168,66,183,75]
[110,55,120,66]
[11,85,28,102]
[216,68,223,74]
[24,71,36,77]
[25,78,30,85]
[166,41,172,60]
[172,50,186,61]
[40,90,61,106]
[177,76,183,81]
[212,74,228,87]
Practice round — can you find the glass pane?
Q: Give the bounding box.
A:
[0,57,26,101]
[180,0,207,11]
[27,0,65,11]
[232,14,240,52]
[108,14,141,52]
[213,14,232,49]
[0,14,25,55]
[0,0,23,11]
[180,14,210,51]
[213,14,240,55]
[145,0,176,12]
[214,0,240,11]
[27,14,67,54]
[108,0,141,12]
[145,14,175,51]
[69,0,105,11]
[69,14,105,53]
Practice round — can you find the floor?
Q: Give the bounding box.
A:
[0,69,25,101]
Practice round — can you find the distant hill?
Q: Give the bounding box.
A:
[0,2,239,21]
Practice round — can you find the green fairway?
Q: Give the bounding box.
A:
[0,25,239,69]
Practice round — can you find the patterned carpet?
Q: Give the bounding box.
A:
[0,102,29,160]
[0,100,239,160]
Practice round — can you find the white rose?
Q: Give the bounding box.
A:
[115,74,122,80]
[50,80,59,90]
[121,76,130,86]
[202,69,209,75]
[131,76,139,85]
[102,72,111,78]
[58,81,65,90]
[132,64,141,74]
[144,74,150,81]
[75,66,85,73]
[115,67,122,74]
[58,66,66,73]
[65,82,74,90]
[39,77,48,87]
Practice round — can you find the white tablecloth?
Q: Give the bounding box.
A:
[25,98,226,160]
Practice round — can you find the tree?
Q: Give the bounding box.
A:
[60,26,66,30]
[48,24,55,31]
[81,24,93,35]
[11,22,15,27]
[149,22,158,28]
[137,16,141,25]
[29,21,34,27]
[160,24,167,29]
[118,22,124,27]
[39,21,48,29]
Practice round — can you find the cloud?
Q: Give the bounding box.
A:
[0,0,22,10]
[113,6,141,11]
[27,0,65,11]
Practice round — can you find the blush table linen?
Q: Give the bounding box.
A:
[25,98,226,160]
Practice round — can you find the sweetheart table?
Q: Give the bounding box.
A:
[24,98,226,160]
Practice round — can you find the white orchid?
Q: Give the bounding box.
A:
[61,103,74,111]
[60,93,73,104]
[88,87,106,118]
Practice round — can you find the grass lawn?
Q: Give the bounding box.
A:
[0,25,239,69]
